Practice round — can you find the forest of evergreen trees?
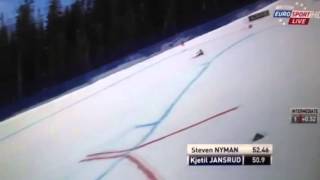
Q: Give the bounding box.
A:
[0,0,258,109]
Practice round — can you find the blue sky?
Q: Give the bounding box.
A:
[0,0,74,22]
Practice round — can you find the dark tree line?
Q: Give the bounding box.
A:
[0,0,257,108]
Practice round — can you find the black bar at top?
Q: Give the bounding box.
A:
[249,10,270,22]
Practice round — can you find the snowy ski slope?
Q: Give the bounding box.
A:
[0,0,320,179]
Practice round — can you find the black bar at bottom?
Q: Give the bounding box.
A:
[188,155,243,166]
[244,155,271,165]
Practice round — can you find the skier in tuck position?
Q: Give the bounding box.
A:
[193,49,204,59]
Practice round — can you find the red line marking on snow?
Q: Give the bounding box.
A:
[80,154,125,162]
[127,155,158,180]
[81,154,158,180]
[81,106,239,162]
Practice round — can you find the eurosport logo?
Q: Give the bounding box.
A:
[273,2,320,25]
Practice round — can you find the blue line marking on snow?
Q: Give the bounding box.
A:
[135,122,160,128]
[95,26,280,180]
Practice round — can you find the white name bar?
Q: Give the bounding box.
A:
[187,144,273,155]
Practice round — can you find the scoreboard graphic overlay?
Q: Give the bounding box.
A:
[187,144,273,166]
[291,108,319,124]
